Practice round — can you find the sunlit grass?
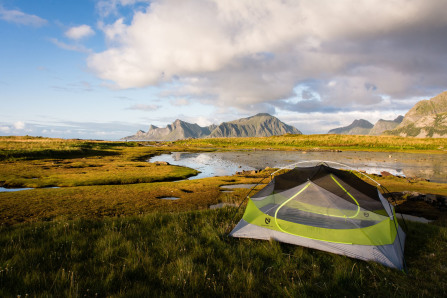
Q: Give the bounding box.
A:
[0,209,446,297]
[0,137,200,188]
[176,134,447,153]
[0,175,265,225]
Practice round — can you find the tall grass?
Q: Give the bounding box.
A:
[1,208,446,297]
[176,134,447,152]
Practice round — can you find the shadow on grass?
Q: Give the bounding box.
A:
[403,220,444,268]
[0,149,119,161]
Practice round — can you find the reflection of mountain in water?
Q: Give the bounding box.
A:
[151,152,255,180]
[150,151,447,183]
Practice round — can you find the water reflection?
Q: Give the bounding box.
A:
[0,187,33,192]
[153,152,255,180]
[150,151,447,183]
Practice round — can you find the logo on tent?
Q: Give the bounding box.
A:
[265,218,271,224]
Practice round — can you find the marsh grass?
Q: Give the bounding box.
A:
[1,136,446,296]
[0,137,200,188]
[0,159,198,188]
[0,209,446,297]
[0,176,264,225]
[176,134,447,153]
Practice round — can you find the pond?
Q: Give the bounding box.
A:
[149,151,447,183]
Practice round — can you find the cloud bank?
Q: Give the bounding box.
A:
[88,0,447,113]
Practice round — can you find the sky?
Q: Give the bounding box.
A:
[1,0,447,140]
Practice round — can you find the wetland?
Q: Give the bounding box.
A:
[1,135,447,296]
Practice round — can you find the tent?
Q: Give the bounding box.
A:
[229,162,406,270]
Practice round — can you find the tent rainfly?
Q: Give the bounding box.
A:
[230,163,406,270]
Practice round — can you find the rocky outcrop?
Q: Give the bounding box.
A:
[328,119,374,135]
[385,91,447,137]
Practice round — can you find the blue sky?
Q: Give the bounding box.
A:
[1,0,446,139]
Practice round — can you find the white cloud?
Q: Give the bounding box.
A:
[65,25,95,40]
[13,121,25,130]
[0,5,47,27]
[88,0,447,113]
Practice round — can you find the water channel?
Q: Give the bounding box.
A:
[149,151,447,183]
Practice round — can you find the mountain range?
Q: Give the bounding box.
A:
[124,91,447,140]
[328,116,404,136]
[328,91,447,137]
[123,113,302,141]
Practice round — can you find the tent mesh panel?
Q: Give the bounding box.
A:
[251,165,389,230]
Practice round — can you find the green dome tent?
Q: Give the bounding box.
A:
[230,162,406,270]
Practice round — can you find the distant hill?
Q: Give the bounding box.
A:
[328,119,374,135]
[123,113,301,141]
[385,91,447,137]
[369,116,403,136]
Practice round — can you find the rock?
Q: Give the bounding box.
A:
[380,171,393,177]
[154,161,170,166]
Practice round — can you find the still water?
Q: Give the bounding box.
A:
[150,151,447,183]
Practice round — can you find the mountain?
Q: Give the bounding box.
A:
[209,113,302,138]
[369,116,403,136]
[328,119,374,135]
[123,119,214,141]
[123,113,301,141]
[385,91,447,137]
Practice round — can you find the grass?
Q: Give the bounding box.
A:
[175,134,447,153]
[0,137,200,188]
[0,209,446,297]
[0,158,198,188]
[0,176,263,226]
[1,135,446,296]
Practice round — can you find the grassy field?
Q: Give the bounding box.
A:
[1,209,446,297]
[0,136,446,296]
[176,134,447,153]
